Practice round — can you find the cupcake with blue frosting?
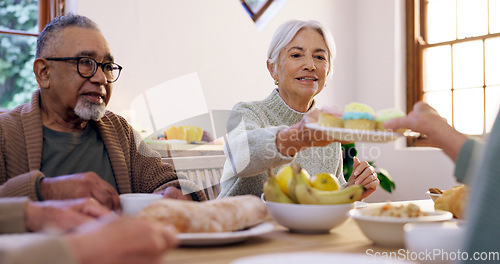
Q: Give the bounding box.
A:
[342,103,376,130]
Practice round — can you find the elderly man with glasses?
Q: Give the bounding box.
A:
[0,14,207,211]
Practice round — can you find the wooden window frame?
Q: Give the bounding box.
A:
[406,0,500,146]
[406,0,425,147]
[38,0,65,32]
[0,0,64,39]
[0,0,63,112]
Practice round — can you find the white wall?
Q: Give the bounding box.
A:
[71,0,459,201]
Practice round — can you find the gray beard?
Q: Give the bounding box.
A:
[74,98,106,121]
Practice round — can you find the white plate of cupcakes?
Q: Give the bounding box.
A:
[309,103,418,143]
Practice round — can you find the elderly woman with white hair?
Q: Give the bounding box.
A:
[218,20,379,199]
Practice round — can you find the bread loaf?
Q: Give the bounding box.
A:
[137,195,267,233]
[434,185,468,219]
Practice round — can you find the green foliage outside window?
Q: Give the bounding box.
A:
[0,0,39,109]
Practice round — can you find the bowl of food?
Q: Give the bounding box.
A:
[119,193,163,216]
[349,202,453,247]
[262,194,354,233]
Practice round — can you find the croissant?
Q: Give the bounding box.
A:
[137,195,267,233]
[434,185,468,219]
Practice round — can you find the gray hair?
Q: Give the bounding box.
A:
[36,13,100,58]
[267,20,336,77]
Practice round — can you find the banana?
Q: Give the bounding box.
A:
[291,163,364,205]
[287,163,310,203]
[286,166,299,203]
[263,168,295,204]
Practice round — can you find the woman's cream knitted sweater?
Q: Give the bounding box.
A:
[218,89,345,198]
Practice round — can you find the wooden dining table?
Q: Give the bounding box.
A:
[162,200,436,264]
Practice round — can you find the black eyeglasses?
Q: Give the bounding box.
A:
[45,57,123,83]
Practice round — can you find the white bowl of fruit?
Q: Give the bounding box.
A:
[262,163,363,233]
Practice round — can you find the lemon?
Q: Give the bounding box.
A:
[185,126,203,142]
[275,166,293,196]
[166,126,187,141]
[310,173,340,191]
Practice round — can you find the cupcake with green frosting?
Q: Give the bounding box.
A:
[342,103,376,130]
[375,108,406,133]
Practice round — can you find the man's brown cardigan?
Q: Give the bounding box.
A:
[0,90,206,201]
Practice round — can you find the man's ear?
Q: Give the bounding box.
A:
[33,58,50,89]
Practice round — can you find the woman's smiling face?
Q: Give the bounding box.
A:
[269,27,330,112]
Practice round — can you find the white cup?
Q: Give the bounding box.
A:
[404,222,464,264]
[119,193,163,216]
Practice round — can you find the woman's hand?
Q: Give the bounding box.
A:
[347,157,379,200]
[276,110,351,156]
